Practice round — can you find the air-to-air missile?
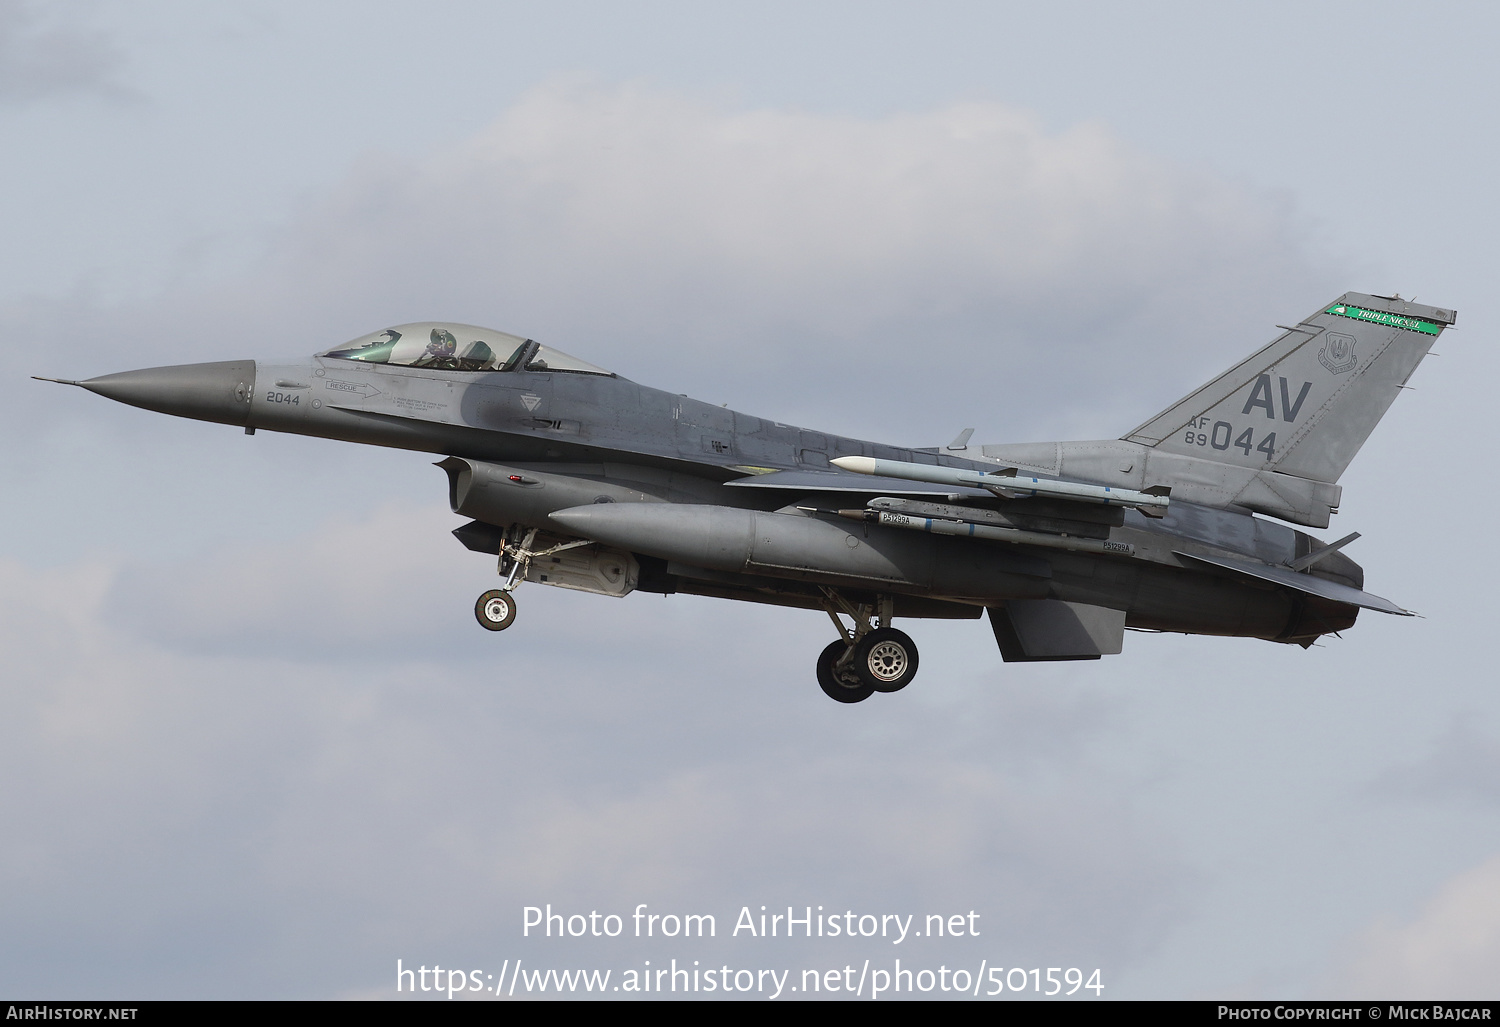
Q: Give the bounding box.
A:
[828,455,1172,513]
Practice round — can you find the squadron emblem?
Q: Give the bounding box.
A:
[1318,332,1357,374]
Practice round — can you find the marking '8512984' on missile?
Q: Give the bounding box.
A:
[869,509,1137,557]
[1178,374,1315,459]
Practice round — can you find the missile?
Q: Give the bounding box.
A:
[867,495,1117,537]
[830,456,1170,513]
[809,507,1135,558]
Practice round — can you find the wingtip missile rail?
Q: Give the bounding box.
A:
[829,456,1171,514]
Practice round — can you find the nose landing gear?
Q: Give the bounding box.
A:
[472,525,593,633]
[815,590,919,703]
[475,589,517,631]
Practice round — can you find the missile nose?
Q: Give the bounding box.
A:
[830,456,877,475]
[76,360,257,426]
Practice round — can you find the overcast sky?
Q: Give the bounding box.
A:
[3,0,1498,1000]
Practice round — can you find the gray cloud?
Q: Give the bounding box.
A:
[106,502,481,660]
[0,548,1187,995]
[1367,717,1500,808]
[0,0,125,103]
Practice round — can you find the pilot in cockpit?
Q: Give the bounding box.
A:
[412,328,460,370]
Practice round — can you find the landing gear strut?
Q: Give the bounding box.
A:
[472,525,592,633]
[817,640,873,703]
[815,590,919,702]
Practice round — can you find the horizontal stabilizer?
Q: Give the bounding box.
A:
[1174,550,1411,616]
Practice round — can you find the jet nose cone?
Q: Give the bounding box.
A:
[80,360,256,426]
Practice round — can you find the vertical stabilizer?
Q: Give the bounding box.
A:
[1124,292,1453,484]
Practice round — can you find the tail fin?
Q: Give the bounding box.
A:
[1124,292,1454,484]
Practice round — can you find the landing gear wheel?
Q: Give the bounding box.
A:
[817,641,874,703]
[475,590,517,631]
[854,627,918,692]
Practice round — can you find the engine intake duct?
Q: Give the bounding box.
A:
[437,456,663,527]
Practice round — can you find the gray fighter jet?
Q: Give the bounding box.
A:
[37,291,1451,702]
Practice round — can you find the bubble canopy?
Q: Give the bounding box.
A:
[320,323,612,375]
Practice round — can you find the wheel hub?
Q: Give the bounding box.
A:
[866,641,908,682]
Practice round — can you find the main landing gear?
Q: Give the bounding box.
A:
[472,525,592,633]
[815,589,919,704]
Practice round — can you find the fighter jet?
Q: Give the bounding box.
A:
[36,291,1451,703]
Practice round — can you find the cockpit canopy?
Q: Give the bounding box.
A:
[321,322,612,376]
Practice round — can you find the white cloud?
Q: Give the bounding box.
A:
[4,80,1335,444]
[260,80,1331,438]
[1320,855,1500,998]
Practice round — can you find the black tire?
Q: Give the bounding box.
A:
[853,627,918,692]
[475,590,517,631]
[817,640,874,703]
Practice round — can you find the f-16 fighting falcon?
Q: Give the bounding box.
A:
[37,291,1451,703]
